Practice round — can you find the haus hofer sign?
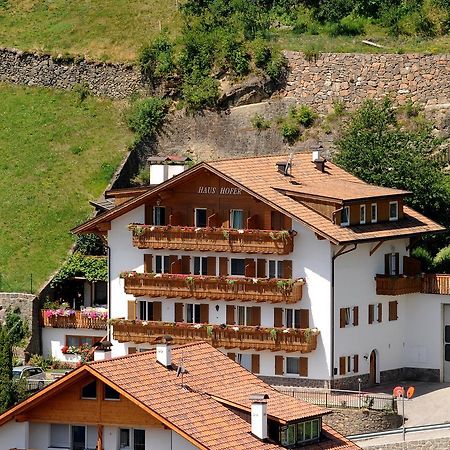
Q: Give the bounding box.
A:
[198,186,242,195]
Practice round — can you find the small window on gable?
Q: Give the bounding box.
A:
[371,203,377,223]
[341,206,350,226]
[104,384,120,400]
[389,201,398,221]
[360,205,366,224]
[81,381,96,399]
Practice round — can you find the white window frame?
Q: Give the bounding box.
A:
[119,428,145,450]
[139,301,154,321]
[371,203,377,223]
[341,206,350,226]
[81,381,97,400]
[268,260,284,279]
[359,204,366,224]
[285,308,301,329]
[286,356,299,375]
[368,303,382,324]
[186,303,201,324]
[229,209,244,229]
[50,424,97,450]
[153,206,166,226]
[389,201,398,221]
[194,208,207,227]
[155,255,169,274]
[193,256,209,275]
[230,258,246,276]
[344,307,354,327]
[237,306,253,326]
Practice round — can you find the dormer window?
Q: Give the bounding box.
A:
[371,203,377,223]
[359,205,366,225]
[279,418,321,447]
[389,201,398,221]
[341,206,350,227]
[230,209,244,229]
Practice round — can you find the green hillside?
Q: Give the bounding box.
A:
[0,84,132,293]
[0,0,181,61]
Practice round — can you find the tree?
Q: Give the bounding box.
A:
[4,307,29,347]
[334,98,450,227]
[0,327,13,412]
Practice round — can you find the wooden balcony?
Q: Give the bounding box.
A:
[375,275,423,295]
[112,320,318,353]
[122,273,304,304]
[40,310,107,330]
[128,224,294,255]
[422,274,450,295]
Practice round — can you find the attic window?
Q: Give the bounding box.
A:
[104,384,120,400]
[341,206,350,227]
[389,201,398,221]
[81,381,97,400]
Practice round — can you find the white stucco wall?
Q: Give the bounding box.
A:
[0,420,29,449]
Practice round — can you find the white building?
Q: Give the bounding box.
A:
[72,153,448,388]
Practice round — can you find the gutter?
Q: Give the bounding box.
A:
[330,244,357,386]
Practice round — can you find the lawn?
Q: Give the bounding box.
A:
[0,83,132,293]
[0,0,181,62]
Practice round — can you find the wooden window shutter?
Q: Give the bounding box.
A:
[256,259,267,278]
[153,301,162,321]
[389,301,398,321]
[368,304,374,324]
[145,204,152,225]
[170,255,180,274]
[377,303,383,322]
[128,347,137,355]
[244,259,256,277]
[282,260,293,279]
[352,306,359,326]
[181,255,191,274]
[300,309,309,328]
[219,257,229,276]
[207,256,216,276]
[127,301,136,321]
[275,356,284,375]
[384,254,390,275]
[227,352,236,361]
[251,354,260,374]
[226,305,235,325]
[394,253,400,275]
[251,307,261,326]
[175,303,184,323]
[339,356,346,375]
[274,308,283,327]
[200,304,209,323]
[353,355,359,373]
[144,254,153,273]
[339,308,346,328]
[299,357,308,377]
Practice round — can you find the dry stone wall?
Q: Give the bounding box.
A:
[0,47,146,98]
[282,51,450,112]
[365,438,450,449]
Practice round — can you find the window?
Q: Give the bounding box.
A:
[105,384,120,400]
[139,301,153,321]
[72,425,86,450]
[66,336,99,348]
[285,309,301,329]
[368,303,382,324]
[371,203,377,223]
[341,206,350,226]
[268,260,284,278]
[360,205,366,224]
[389,201,398,221]
[230,209,244,229]
[280,419,320,446]
[50,424,96,450]
[155,255,170,273]
[237,353,252,371]
[339,355,358,375]
[385,253,399,276]
[186,304,201,323]
[153,206,166,226]
[120,428,145,450]
[81,381,96,399]
[194,256,209,275]
[50,424,70,448]
[194,208,207,227]
[286,357,299,374]
[230,258,245,276]
[237,306,253,326]
[389,301,398,321]
[340,306,358,328]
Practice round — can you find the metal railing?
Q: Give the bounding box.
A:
[275,386,395,411]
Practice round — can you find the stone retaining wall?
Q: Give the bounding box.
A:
[0,292,40,356]
[365,438,450,449]
[0,47,146,99]
[282,51,450,112]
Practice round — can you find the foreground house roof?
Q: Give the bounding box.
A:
[0,342,359,450]
[73,153,444,244]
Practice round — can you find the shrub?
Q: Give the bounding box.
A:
[75,233,106,256]
[29,354,51,371]
[264,49,287,81]
[138,33,175,81]
[181,72,219,112]
[218,35,250,76]
[434,246,450,273]
[252,39,272,69]
[250,113,271,131]
[131,166,151,186]
[289,105,316,128]
[126,97,168,140]
[72,82,91,104]
[333,98,346,116]
[404,99,422,118]
[314,0,353,23]
[411,247,434,272]
[303,44,321,62]
[280,120,300,144]
[326,15,366,37]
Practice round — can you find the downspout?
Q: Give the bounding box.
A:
[330,244,357,387]
[106,245,111,342]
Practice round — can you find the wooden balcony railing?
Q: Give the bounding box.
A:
[122,273,304,304]
[422,274,450,295]
[112,320,318,353]
[40,310,107,330]
[375,275,423,296]
[128,224,294,255]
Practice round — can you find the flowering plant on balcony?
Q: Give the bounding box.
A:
[44,307,76,319]
[61,344,92,363]
[81,307,108,320]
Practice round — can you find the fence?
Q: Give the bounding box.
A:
[275,386,395,411]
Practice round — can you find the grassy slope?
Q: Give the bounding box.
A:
[0,0,181,61]
[0,84,132,293]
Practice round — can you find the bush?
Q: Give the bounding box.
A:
[72,82,91,104]
[280,120,300,144]
[217,35,250,76]
[138,33,175,81]
[252,39,272,69]
[434,246,450,273]
[411,247,434,272]
[333,98,346,116]
[75,233,106,256]
[264,49,287,81]
[181,72,219,112]
[131,166,151,186]
[29,354,51,371]
[326,15,366,37]
[314,0,353,23]
[126,97,168,140]
[303,44,321,62]
[289,105,316,128]
[250,113,271,131]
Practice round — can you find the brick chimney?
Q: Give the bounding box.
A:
[250,393,269,440]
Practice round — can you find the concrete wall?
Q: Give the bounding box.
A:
[0,420,29,449]
[365,438,450,450]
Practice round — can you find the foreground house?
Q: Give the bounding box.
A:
[0,341,359,450]
[69,153,449,388]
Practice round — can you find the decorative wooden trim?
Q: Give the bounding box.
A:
[369,240,384,256]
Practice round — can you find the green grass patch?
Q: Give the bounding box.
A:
[0,0,181,61]
[0,83,132,293]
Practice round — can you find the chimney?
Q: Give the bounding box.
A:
[156,335,173,368]
[250,393,269,440]
[94,341,112,361]
[148,156,192,185]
